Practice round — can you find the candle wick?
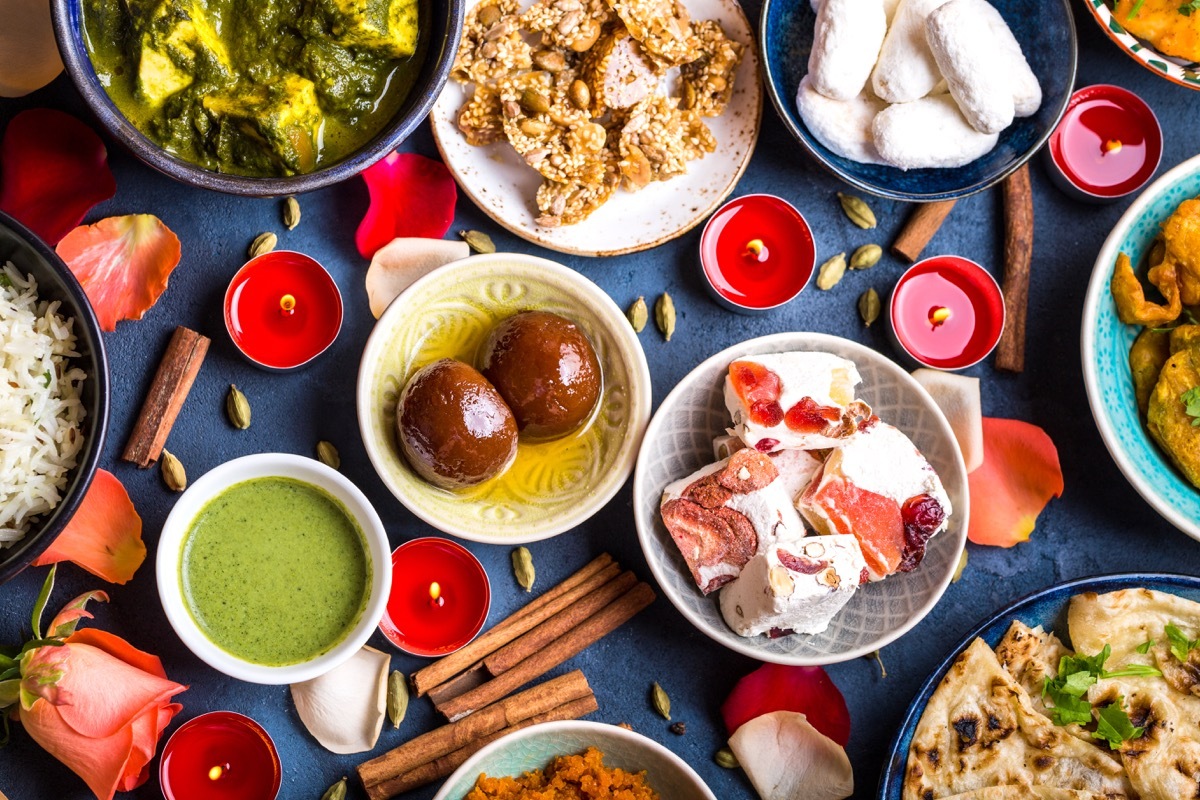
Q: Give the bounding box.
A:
[1103,139,1123,155]
[280,294,297,316]
[429,582,445,607]
[929,306,952,328]
[743,239,768,263]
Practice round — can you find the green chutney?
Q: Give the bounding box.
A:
[180,477,371,666]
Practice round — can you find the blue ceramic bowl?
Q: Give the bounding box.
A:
[0,210,108,584]
[877,573,1200,797]
[759,0,1078,201]
[1082,153,1200,541]
[50,0,464,197]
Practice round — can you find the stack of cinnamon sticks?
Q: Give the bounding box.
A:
[356,554,655,799]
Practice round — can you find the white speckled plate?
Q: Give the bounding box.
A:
[632,333,969,665]
[432,721,717,800]
[357,253,652,543]
[429,0,762,257]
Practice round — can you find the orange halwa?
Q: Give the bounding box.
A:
[466,747,659,800]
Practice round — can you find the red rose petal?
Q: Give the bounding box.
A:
[355,152,457,259]
[721,663,851,746]
[56,214,182,331]
[0,109,116,245]
[32,469,145,584]
[967,417,1064,547]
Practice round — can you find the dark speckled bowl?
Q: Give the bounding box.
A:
[760,0,1078,201]
[0,211,108,585]
[50,0,464,197]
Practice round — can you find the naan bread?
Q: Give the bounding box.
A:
[1069,588,1200,668]
[941,788,1109,799]
[903,638,1133,800]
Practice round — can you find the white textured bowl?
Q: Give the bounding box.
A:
[157,453,392,685]
[431,721,717,800]
[357,254,652,543]
[632,333,969,665]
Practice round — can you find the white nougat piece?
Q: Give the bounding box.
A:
[872,94,999,170]
[808,0,887,101]
[811,0,900,20]
[974,0,1041,117]
[795,75,889,166]
[926,0,1014,134]
[719,535,866,637]
[871,0,953,103]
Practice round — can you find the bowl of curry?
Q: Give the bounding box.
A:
[51,0,464,195]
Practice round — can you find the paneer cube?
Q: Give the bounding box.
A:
[136,0,233,106]
[315,0,419,59]
[202,74,323,174]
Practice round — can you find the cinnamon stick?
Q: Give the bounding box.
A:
[358,670,592,790]
[891,200,956,262]
[426,664,489,707]
[436,582,656,722]
[996,164,1034,372]
[363,695,600,800]
[122,326,210,467]
[412,555,618,696]
[484,571,638,676]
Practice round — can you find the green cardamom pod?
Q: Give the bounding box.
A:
[650,681,671,720]
[283,197,301,231]
[160,449,187,492]
[320,777,347,800]
[816,253,847,291]
[837,192,877,229]
[849,243,882,270]
[226,385,251,430]
[317,440,340,470]
[388,670,409,729]
[460,230,497,254]
[714,747,739,769]
[655,293,676,341]
[512,546,535,592]
[858,287,881,327]
[248,231,277,259]
[627,296,648,333]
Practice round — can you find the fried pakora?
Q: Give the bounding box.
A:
[1130,327,1171,417]
[1147,327,1200,489]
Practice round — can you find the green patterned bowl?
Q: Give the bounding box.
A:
[1082,0,1200,91]
[431,720,717,800]
[356,254,652,543]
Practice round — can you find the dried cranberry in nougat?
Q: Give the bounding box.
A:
[797,421,951,582]
[724,353,871,452]
[659,449,811,594]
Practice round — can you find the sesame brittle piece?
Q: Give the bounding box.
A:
[618,94,714,189]
[500,72,609,185]
[605,0,699,67]
[535,162,621,227]
[679,20,744,117]
[522,0,612,53]
[580,25,660,116]
[451,0,532,85]
[457,84,506,146]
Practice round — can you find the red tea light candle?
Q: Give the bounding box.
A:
[1044,84,1162,203]
[888,256,1006,371]
[378,537,490,657]
[699,194,815,314]
[224,251,343,371]
[160,712,281,800]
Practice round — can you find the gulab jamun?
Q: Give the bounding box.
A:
[479,311,602,440]
[396,359,518,490]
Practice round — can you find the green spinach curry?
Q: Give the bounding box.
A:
[82,0,423,176]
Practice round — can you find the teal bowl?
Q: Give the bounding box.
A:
[431,721,717,800]
[1082,153,1200,540]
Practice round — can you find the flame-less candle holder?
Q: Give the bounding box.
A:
[699,194,815,314]
[887,256,1006,372]
[224,250,343,372]
[159,712,281,800]
[378,537,491,657]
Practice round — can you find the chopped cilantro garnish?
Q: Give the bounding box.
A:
[1043,645,1161,728]
[1092,699,1145,749]
[1166,623,1199,662]
[1182,0,1200,14]
[1182,388,1200,428]
[41,371,50,388]
[1103,664,1163,678]
[1128,0,1145,16]
[1136,639,1154,654]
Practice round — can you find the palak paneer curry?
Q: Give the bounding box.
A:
[82,0,423,176]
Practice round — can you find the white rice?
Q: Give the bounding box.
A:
[0,261,87,547]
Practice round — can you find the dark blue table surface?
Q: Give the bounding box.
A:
[3,4,1200,798]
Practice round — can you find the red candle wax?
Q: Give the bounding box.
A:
[160,712,281,800]
[1048,85,1161,199]
[224,251,343,370]
[378,538,490,657]
[890,257,1005,371]
[700,195,815,311]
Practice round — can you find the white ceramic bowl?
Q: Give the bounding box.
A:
[632,333,969,665]
[357,253,652,544]
[157,453,392,684]
[431,720,717,800]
